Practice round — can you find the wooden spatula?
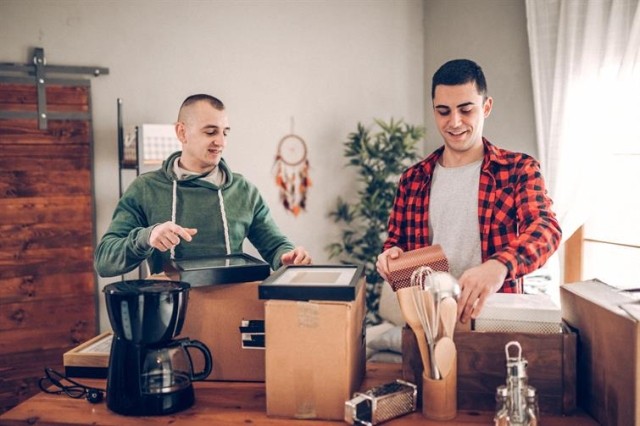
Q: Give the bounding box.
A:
[397,287,432,378]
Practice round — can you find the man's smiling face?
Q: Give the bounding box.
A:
[176,101,230,174]
[433,81,492,159]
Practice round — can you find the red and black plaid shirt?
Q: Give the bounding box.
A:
[383,138,562,293]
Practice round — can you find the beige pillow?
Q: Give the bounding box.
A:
[378,282,405,326]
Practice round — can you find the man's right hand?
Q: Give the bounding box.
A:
[149,221,198,252]
[375,246,404,281]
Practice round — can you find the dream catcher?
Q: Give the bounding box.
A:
[273,133,311,216]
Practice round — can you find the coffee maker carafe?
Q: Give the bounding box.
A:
[103,279,212,416]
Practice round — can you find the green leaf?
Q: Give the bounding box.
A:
[325,118,425,319]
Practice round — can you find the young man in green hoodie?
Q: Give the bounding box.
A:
[95,94,311,278]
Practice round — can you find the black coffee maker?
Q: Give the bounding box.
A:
[103,279,212,416]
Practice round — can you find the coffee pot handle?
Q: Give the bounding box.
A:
[183,339,213,381]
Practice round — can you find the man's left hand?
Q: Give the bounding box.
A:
[280,247,312,266]
[457,259,508,323]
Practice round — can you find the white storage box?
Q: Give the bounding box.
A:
[473,293,562,333]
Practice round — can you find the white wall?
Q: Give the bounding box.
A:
[0,0,425,331]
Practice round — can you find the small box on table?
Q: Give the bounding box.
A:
[263,265,366,421]
[473,292,563,334]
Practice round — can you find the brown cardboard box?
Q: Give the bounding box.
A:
[402,324,577,415]
[265,279,366,420]
[179,281,266,381]
[561,279,640,426]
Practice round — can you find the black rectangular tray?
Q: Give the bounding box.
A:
[258,264,364,301]
[169,253,270,287]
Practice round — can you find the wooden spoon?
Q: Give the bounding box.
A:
[397,287,432,378]
[439,296,458,340]
[434,336,456,378]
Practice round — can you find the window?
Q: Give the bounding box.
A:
[581,152,640,289]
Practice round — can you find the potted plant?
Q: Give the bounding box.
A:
[326,118,425,323]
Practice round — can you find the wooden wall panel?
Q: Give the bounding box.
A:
[0,119,90,145]
[0,84,90,112]
[0,196,92,225]
[0,272,94,303]
[0,81,97,413]
[0,223,92,252]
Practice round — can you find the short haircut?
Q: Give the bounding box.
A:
[180,94,225,112]
[431,59,488,100]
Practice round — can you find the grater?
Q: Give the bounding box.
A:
[344,380,417,425]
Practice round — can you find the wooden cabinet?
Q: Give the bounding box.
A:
[0,81,97,413]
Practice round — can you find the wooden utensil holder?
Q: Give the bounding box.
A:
[421,351,457,421]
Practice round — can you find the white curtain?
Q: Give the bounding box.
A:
[526,0,640,242]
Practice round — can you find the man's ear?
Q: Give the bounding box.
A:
[483,97,493,118]
[175,121,187,144]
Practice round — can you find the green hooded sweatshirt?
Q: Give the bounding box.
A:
[94,151,294,277]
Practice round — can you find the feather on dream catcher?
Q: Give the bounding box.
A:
[273,133,311,216]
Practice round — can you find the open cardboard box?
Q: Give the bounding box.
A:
[561,279,640,426]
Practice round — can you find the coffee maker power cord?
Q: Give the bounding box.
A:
[38,367,105,404]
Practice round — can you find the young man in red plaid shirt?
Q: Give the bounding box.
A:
[376,59,561,323]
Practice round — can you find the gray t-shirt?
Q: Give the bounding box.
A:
[428,160,482,279]
[174,157,226,186]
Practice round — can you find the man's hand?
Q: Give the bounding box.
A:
[457,259,508,323]
[376,246,404,282]
[149,221,198,252]
[280,247,312,265]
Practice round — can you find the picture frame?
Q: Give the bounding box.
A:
[63,332,112,379]
[258,264,364,301]
[168,253,271,287]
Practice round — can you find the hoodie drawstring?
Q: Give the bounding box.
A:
[218,188,231,255]
[170,180,178,260]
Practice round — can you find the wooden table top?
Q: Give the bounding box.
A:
[0,363,598,426]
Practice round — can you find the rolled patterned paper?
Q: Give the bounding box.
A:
[387,245,450,291]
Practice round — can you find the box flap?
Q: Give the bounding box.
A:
[620,303,640,322]
[561,279,639,320]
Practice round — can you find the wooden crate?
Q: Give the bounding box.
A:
[401,324,577,415]
[63,332,112,379]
